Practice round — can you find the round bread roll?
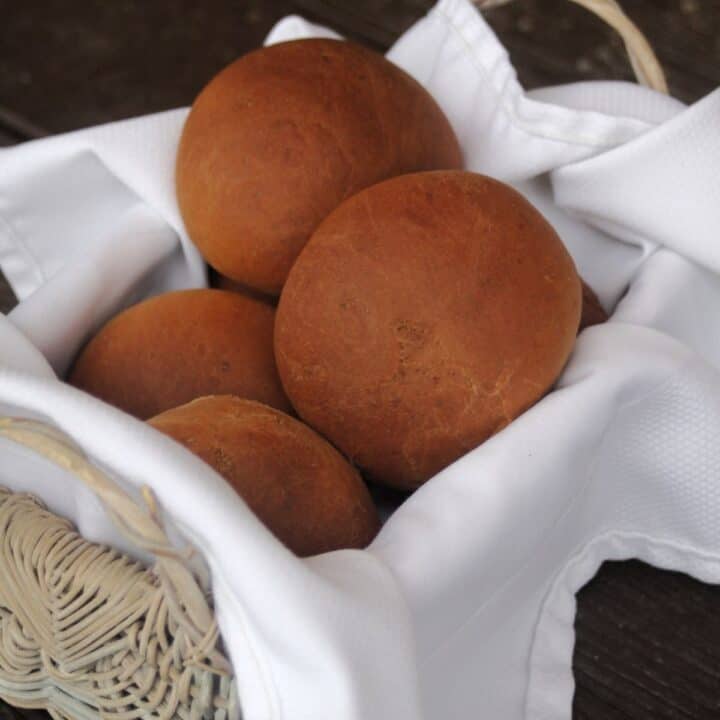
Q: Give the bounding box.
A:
[148,396,380,556]
[176,38,462,295]
[69,289,291,419]
[275,171,582,490]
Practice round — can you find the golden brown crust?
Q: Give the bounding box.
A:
[176,38,462,295]
[275,171,582,490]
[148,396,380,556]
[69,289,291,419]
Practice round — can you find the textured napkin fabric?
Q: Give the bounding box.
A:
[1,0,720,718]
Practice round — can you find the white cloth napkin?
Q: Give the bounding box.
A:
[1,0,720,718]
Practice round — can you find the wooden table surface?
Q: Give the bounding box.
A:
[1,1,719,718]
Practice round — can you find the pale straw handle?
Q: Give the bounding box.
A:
[0,416,238,720]
[0,416,232,674]
[475,0,668,93]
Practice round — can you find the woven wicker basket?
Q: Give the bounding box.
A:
[0,418,238,720]
[0,2,666,718]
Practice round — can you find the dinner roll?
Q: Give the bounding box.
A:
[149,396,380,556]
[275,171,582,489]
[176,38,462,295]
[69,289,290,418]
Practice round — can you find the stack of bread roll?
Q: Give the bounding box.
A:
[69,39,606,557]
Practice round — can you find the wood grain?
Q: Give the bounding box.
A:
[574,561,720,719]
[0,2,719,719]
[1,0,718,137]
[0,126,21,147]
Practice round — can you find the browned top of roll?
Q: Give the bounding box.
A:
[275,171,582,489]
[176,38,462,295]
[149,396,380,556]
[69,289,291,419]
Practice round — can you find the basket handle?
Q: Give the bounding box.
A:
[0,416,232,674]
[474,0,668,94]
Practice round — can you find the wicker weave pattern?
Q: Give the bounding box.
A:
[0,420,239,720]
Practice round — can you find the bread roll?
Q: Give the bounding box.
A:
[148,396,380,556]
[69,289,290,418]
[176,38,462,295]
[275,171,582,489]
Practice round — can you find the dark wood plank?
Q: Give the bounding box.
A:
[574,561,720,719]
[0,128,19,147]
[294,0,423,47]
[0,705,47,720]
[0,106,46,141]
[295,0,720,103]
[0,0,299,134]
[2,0,717,141]
[0,122,17,312]
[0,124,18,313]
[482,0,720,103]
